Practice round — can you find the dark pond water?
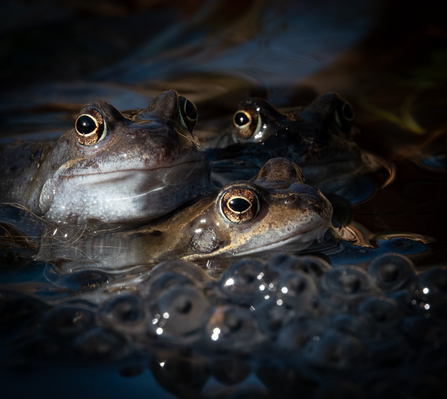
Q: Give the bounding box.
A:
[1,0,446,398]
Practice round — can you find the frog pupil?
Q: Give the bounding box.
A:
[235,111,250,127]
[184,99,197,120]
[77,115,97,134]
[229,197,250,213]
[179,96,197,122]
[342,103,354,120]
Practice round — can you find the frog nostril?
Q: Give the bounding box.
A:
[284,195,298,205]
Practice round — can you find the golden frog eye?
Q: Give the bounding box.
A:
[233,109,261,139]
[75,108,107,145]
[334,97,355,132]
[221,187,259,223]
[179,96,198,131]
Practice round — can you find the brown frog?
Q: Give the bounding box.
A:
[38,158,333,270]
[207,93,392,203]
[0,91,214,226]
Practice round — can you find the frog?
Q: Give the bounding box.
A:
[206,93,392,203]
[38,158,333,270]
[0,90,214,226]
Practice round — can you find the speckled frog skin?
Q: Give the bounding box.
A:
[208,93,384,201]
[42,158,333,270]
[0,91,213,225]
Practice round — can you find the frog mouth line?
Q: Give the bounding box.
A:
[66,158,204,181]
[231,223,331,257]
[70,158,204,177]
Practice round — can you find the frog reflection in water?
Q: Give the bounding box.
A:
[208,93,393,203]
[41,158,333,270]
[0,91,213,225]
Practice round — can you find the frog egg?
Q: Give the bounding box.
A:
[315,380,366,399]
[358,297,404,336]
[217,259,267,306]
[402,316,447,345]
[210,355,252,386]
[367,253,416,292]
[322,265,381,300]
[219,388,273,399]
[205,306,262,350]
[328,314,374,342]
[267,254,331,279]
[40,305,95,338]
[98,294,147,333]
[139,260,212,297]
[58,269,110,291]
[410,266,447,317]
[148,285,212,342]
[362,372,409,399]
[369,339,409,367]
[256,362,319,398]
[404,376,446,399]
[149,354,210,399]
[416,346,447,382]
[302,329,366,370]
[276,317,327,352]
[118,362,147,378]
[150,260,212,285]
[14,335,61,362]
[254,298,295,336]
[74,326,128,361]
[0,291,49,338]
[276,270,319,315]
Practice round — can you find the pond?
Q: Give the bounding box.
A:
[0,1,446,398]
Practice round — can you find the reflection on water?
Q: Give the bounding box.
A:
[93,1,375,99]
[1,0,447,398]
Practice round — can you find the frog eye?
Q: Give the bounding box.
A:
[334,97,355,132]
[233,110,261,139]
[221,188,259,223]
[75,109,107,145]
[178,96,198,131]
